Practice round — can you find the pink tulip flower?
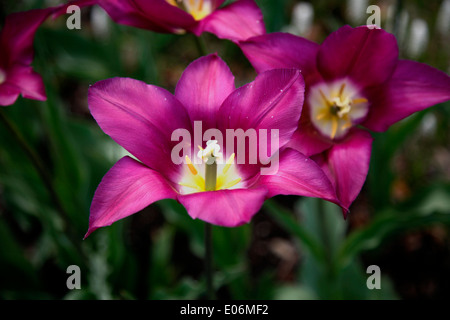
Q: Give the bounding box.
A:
[0,8,53,106]
[0,0,97,106]
[240,25,450,212]
[98,0,265,42]
[85,54,341,237]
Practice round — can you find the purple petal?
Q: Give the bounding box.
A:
[313,129,373,215]
[5,64,46,101]
[86,156,177,238]
[258,148,340,206]
[285,112,333,157]
[317,25,398,88]
[177,187,268,227]
[175,54,235,129]
[197,0,265,41]
[219,68,304,149]
[0,83,21,106]
[217,68,304,179]
[88,77,191,181]
[364,60,450,132]
[239,32,320,76]
[98,0,196,33]
[0,8,54,66]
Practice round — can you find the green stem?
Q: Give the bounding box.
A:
[193,34,208,57]
[204,222,215,299]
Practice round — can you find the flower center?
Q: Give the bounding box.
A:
[178,140,242,194]
[166,0,213,20]
[0,69,6,85]
[309,80,369,140]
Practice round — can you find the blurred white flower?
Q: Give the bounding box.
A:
[346,0,369,24]
[436,0,450,36]
[91,5,111,39]
[283,2,314,36]
[407,18,429,58]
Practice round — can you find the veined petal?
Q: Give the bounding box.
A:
[175,54,235,129]
[317,25,398,88]
[219,68,304,149]
[313,129,373,215]
[177,187,268,227]
[85,156,177,238]
[197,0,265,41]
[258,149,340,207]
[364,60,450,132]
[88,77,192,181]
[239,32,320,76]
[217,68,304,179]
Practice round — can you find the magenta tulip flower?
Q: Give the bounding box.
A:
[0,0,98,106]
[85,54,340,237]
[240,25,450,212]
[98,0,265,42]
[0,8,54,106]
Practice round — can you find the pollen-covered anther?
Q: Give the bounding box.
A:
[309,80,369,140]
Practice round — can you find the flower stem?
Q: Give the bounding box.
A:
[193,34,208,57]
[204,222,215,299]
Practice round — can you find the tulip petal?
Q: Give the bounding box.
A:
[217,68,304,179]
[86,156,177,238]
[197,0,265,41]
[364,60,450,132]
[285,111,333,157]
[175,54,235,129]
[177,187,268,227]
[239,32,320,76]
[5,64,46,101]
[88,77,191,181]
[0,8,54,65]
[0,83,21,106]
[219,68,304,149]
[98,0,195,33]
[313,129,373,215]
[317,25,398,88]
[258,149,340,206]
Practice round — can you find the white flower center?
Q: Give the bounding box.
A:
[178,140,242,194]
[309,79,369,140]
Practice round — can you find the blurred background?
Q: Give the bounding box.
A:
[0,0,449,299]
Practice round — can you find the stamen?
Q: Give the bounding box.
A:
[185,155,198,175]
[316,110,329,121]
[198,0,204,10]
[223,178,241,189]
[223,153,235,174]
[319,89,333,107]
[351,98,368,105]
[338,83,346,97]
[330,118,338,139]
